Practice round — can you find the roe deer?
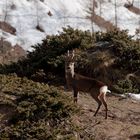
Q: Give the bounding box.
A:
[65,50,111,119]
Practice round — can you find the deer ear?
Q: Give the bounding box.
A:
[72,50,75,58]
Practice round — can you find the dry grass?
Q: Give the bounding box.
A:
[87,12,117,31]
[0,21,16,35]
[124,4,140,15]
[0,39,26,64]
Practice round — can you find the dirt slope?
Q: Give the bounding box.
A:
[0,89,140,139]
[70,92,140,140]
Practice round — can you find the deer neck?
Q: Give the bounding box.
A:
[71,66,75,78]
[65,62,75,90]
[66,65,75,79]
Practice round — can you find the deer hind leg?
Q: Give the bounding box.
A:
[94,97,102,117]
[100,93,108,119]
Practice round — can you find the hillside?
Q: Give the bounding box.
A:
[0,74,140,139]
[72,92,140,140]
[0,0,140,51]
[0,38,26,64]
[0,5,140,140]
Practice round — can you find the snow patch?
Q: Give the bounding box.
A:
[0,0,139,50]
[126,93,140,101]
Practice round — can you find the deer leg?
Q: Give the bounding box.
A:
[94,97,102,117]
[100,94,108,119]
[73,88,78,103]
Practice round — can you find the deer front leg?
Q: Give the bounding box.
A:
[73,88,78,103]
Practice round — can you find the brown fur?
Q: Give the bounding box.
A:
[65,50,110,119]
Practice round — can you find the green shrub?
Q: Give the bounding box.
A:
[0,28,139,93]
[95,29,140,72]
[113,79,139,94]
[0,74,79,139]
[0,27,93,79]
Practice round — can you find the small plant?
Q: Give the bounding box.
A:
[10,3,16,10]
[113,79,139,94]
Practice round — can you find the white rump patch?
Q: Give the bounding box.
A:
[100,86,111,94]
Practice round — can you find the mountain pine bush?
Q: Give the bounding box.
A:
[0,27,139,93]
[113,79,139,93]
[0,27,93,79]
[95,29,140,72]
[0,74,79,139]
